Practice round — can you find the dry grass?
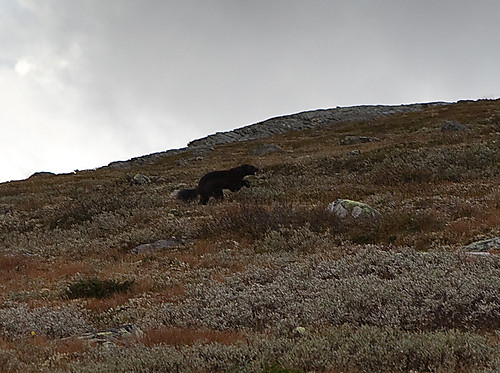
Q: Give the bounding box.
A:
[141,326,247,347]
[0,99,499,372]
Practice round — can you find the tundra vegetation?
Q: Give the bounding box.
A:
[0,99,499,372]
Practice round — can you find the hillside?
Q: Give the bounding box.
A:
[0,99,499,372]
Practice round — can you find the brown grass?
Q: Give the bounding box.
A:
[54,337,87,355]
[82,293,133,312]
[140,326,246,347]
[159,284,187,303]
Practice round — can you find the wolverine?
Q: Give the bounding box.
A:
[176,164,258,205]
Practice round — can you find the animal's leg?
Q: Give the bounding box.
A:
[199,194,210,205]
[229,181,246,192]
[213,189,224,200]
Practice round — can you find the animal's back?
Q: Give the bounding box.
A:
[198,170,232,188]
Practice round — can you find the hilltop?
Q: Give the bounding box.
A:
[105,101,446,169]
[0,99,499,372]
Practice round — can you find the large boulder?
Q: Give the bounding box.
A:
[327,199,381,220]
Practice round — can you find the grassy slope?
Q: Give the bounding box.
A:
[0,99,499,372]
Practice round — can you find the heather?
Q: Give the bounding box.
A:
[0,99,499,372]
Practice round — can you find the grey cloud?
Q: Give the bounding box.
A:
[1,0,500,181]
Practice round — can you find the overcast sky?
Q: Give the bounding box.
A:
[1,1,499,182]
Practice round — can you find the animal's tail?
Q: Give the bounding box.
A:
[176,188,199,202]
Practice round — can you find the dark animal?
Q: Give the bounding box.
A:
[177,164,258,205]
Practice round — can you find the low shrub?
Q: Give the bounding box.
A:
[61,326,498,373]
[256,225,337,254]
[198,202,341,240]
[65,278,134,299]
[0,303,89,339]
[173,249,500,332]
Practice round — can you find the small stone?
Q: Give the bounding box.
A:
[132,173,151,185]
[292,326,307,337]
[340,136,380,146]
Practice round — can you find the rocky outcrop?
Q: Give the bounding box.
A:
[187,103,444,149]
[104,102,446,170]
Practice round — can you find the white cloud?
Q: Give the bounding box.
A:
[14,58,33,76]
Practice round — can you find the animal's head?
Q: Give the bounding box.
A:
[240,164,259,175]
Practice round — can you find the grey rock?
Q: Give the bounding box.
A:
[77,324,143,347]
[327,199,381,220]
[132,173,151,185]
[340,136,380,146]
[464,237,500,253]
[133,238,184,254]
[253,143,283,156]
[292,326,307,338]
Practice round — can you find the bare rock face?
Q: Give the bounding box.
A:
[327,199,381,220]
[186,103,444,149]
